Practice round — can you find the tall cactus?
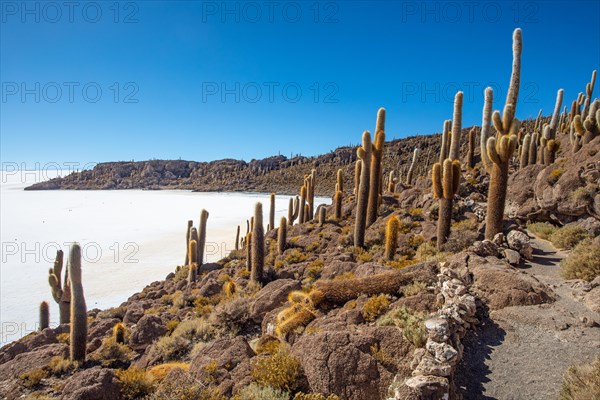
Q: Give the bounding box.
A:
[481,87,494,172]
[188,239,198,285]
[269,193,275,231]
[334,190,343,219]
[448,91,464,160]
[48,249,70,324]
[288,196,299,226]
[246,232,252,271]
[384,216,400,261]
[354,131,372,248]
[387,170,396,193]
[336,168,344,193]
[235,225,240,251]
[466,127,476,169]
[299,185,307,224]
[197,209,209,272]
[520,133,532,169]
[529,132,539,165]
[184,220,193,265]
[485,28,522,240]
[39,301,49,331]
[318,205,326,226]
[354,159,362,195]
[439,120,451,165]
[251,203,264,284]
[406,147,421,185]
[367,108,386,227]
[541,89,563,164]
[68,243,87,363]
[581,70,597,119]
[278,217,287,255]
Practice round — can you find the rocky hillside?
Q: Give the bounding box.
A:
[25,134,452,196]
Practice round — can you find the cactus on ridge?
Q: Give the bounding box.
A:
[235,225,240,251]
[197,209,209,273]
[48,249,70,324]
[278,217,287,255]
[246,232,252,271]
[39,301,49,331]
[184,220,193,265]
[520,133,532,169]
[541,89,564,164]
[288,196,299,226]
[188,239,198,285]
[406,147,421,185]
[367,108,386,227]
[318,205,326,227]
[354,159,362,195]
[466,127,476,169]
[269,193,275,231]
[439,119,451,165]
[251,202,265,284]
[68,243,87,363]
[480,87,494,172]
[354,131,372,248]
[384,216,400,261]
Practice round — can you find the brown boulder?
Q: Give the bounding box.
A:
[129,314,166,352]
[0,343,67,379]
[61,366,121,400]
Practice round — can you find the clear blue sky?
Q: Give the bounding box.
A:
[1,0,599,167]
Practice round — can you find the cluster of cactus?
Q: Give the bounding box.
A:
[366,108,386,226]
[570,70,598,152]
[484,28,522,240]
[48,249,71,324]
[68,243,87,362]
[251,202,265,284]
[334,169,343,219]
[184,209,209,284]
[432,91,463,249]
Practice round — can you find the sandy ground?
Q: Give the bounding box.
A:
[456,235,600,399]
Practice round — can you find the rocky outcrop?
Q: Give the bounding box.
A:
[61,367,121,400]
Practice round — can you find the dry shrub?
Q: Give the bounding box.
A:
[527,222,558,240]
[362,294,391,322]
[550,225,589,249]
[251,349,301,392]
[148,362,190,381]
[116,367,155,400]
[377,306,428,347]
[560,355,600,400]
[560,239,600,282]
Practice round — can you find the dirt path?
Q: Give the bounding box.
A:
[456,234,600,400]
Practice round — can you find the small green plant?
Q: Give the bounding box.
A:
[549,225,589,249]
[362,295,391,322]
[305,260,324,282]
[251,349,301,392]
[560,239,600,281]
[377,306,428,347]
[48,356,77,376]
[527,222,558,240]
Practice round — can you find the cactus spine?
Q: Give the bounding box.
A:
[251,203,265,284]
[481,87,494,172]
[485,28,522,240]
[184,220,193,265]
[197,209,209,273]
[466,127,476,169]
[542,89,563,164]
[406,147,421,185]
[39,301,49,331]
[354,131,372,248]
[367,108,386,227]
[278,217,287,255]
[68,243,87,363]
[48,249,70,324]
[384,216,400,261]
[269,193,275,231]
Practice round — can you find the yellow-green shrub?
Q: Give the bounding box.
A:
[116,367,155,400]
[362,295,390,322]
[560,239,600,281]
[377,306,428,347]
[559,355,600,400]
[251,350,301,392]
[527,222,558,240]
[550,225,589,249]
